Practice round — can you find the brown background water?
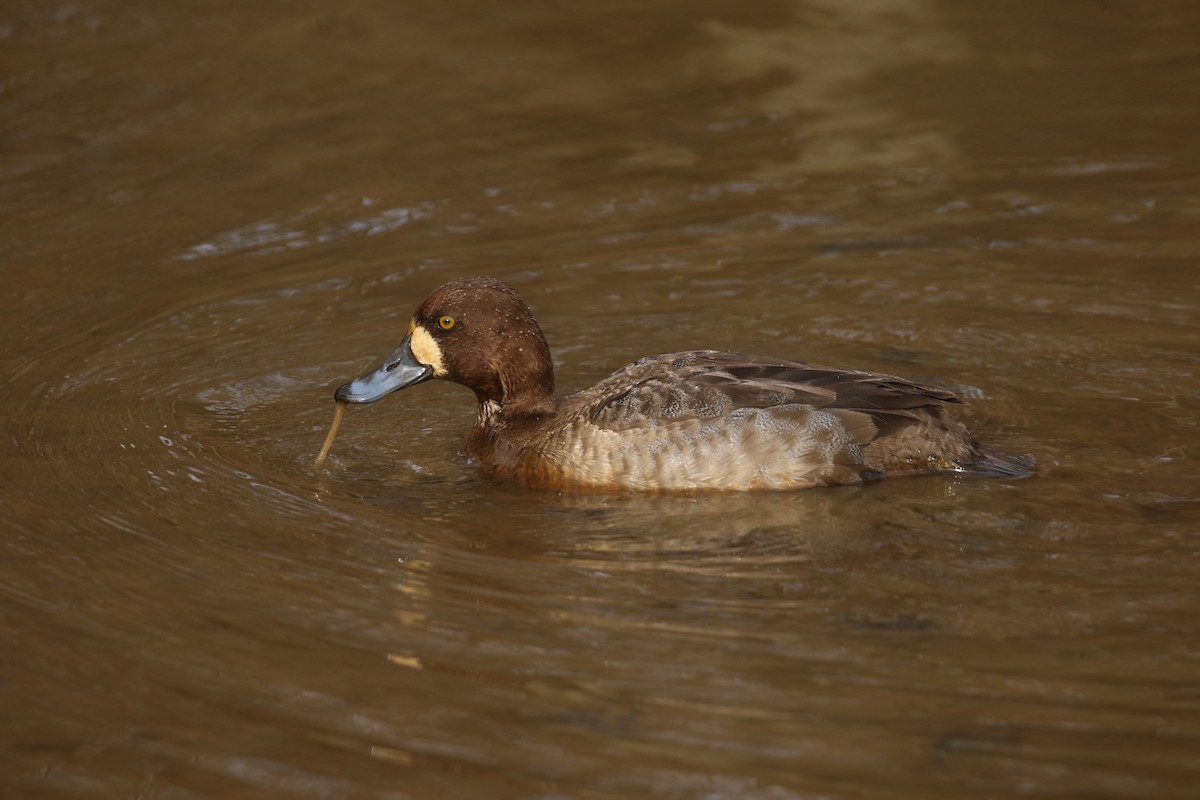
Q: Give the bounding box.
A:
[3,2,1198,798]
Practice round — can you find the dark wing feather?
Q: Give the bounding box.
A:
[568,350,961,433]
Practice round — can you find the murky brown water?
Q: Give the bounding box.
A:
[3,2,1199,797]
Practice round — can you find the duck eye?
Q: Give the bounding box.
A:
[437,315,456,331]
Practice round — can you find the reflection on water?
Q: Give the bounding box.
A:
[2,0,1199,798]
[181,202,439,261]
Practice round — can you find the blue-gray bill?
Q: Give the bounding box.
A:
[316,338,433,467]
[334,338,432,404]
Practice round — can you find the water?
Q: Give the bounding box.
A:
[3,2,1198,798]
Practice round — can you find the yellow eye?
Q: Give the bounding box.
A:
[437,315,456,330]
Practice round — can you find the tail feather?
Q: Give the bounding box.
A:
[968,446,1036,478]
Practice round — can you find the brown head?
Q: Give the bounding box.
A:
[335,276,557,416]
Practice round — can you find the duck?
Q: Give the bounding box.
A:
[333,276,1028,492]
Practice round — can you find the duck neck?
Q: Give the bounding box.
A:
[476,359,557,427]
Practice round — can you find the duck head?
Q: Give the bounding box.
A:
[335,276,557,416]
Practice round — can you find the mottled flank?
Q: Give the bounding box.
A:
[336,277,1031,492]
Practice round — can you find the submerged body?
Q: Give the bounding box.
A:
[333,277,1027,492]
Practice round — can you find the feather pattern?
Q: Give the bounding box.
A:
[527,351,980,490]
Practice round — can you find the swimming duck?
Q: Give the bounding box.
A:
[334,276,1026,492]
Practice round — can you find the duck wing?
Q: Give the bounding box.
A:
[572,350,962,435]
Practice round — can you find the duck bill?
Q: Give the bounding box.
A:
[335,338,433,403]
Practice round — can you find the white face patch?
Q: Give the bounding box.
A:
[407,322,446,377]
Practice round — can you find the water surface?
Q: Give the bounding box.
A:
[2,2,1198,798]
